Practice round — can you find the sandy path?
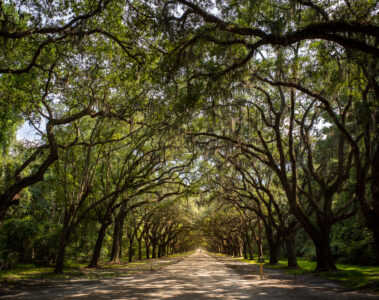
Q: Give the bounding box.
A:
[1,252,378,299]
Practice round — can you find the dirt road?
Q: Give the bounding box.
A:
[1,252,378,299]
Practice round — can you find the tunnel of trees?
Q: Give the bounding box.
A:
[0,0,378,274]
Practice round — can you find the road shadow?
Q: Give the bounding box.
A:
[1,253,378,299]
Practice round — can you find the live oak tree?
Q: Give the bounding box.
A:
[257,52,379,261]
[0,55,107,224]
[0,0,148,223]
[151,0,378,270]
[1,0,378,274]
[201,203,262,258]
[53,118,112,274]
[189,76,356,270]
[222,156,300,267]
[107,140,195,263]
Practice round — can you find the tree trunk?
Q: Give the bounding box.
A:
[246,233,254,260]
[315,214,336,271]
[161,245,167,257]
[303,226,336,271]
[284,231,298,267]
[0,195,11,226]
[257,218,264,259]
[145,241,150,259]
[243,238,248,259]
[371,218,379,262]
[128,236,134,262]
[369,140,379,261]
[54,226,70,274]
[289,195,337,271]
[233,244,238,257]
[110,217,124,263]
[110,202,128,263]
[268,242,279,264]
[138,237,142,260]
[88,223,108,268]
[315,240,336,272]
[152,242,157,259]
[264,220,279,264]
[0,142,58,226]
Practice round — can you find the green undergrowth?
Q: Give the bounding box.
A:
[236,256,379,291]
[0,252,192,283]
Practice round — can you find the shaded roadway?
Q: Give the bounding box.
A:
[1,252,378,299]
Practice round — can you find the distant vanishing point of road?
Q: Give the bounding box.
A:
[1,252,378,299]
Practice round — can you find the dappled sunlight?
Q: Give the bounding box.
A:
[1,253,377,300]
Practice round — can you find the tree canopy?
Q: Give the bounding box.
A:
[0,0,378,274]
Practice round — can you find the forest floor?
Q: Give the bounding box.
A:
[0,252,378,299]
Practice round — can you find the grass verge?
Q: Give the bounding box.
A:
[0,252,193,284]
[235,256,379,291]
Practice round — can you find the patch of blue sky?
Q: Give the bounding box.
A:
[16,120,44,141]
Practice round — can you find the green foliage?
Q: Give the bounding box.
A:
[0,0,378,291]
[331,213,377,265]
[0,217,60,268]
[295,228,316,261]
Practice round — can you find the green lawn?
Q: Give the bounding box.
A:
[237,257,379,291]
[0,252,193,283]
[0,262,93,281]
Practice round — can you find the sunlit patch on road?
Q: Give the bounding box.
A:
[1,253,377,300]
